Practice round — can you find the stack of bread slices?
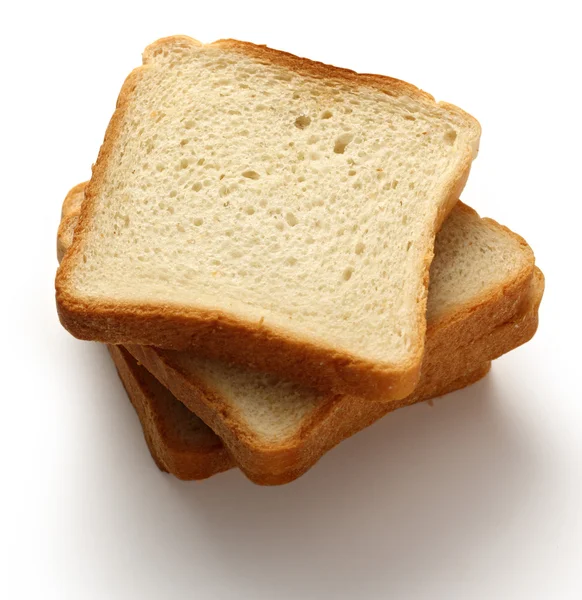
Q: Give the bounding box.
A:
[56,36,543,485]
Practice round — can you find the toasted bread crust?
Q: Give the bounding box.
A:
[60,182,86,219]
[55,35,481,401]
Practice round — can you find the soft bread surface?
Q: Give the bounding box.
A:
[56,36,481,400]
[58,183,542,484]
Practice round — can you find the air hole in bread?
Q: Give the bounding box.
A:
[294,115,311,129]
[334,133,354,154]
[444,129,457,145]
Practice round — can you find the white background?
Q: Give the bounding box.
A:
[1,1,581,598]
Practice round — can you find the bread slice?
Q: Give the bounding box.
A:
[58,183,542,484]
[56,35,481,400]
[111,341,493,482]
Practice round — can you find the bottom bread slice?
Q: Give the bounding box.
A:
[107,276,541,485]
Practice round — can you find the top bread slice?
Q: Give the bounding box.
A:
[56,35,481,400]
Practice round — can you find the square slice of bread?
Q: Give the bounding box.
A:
[58,184,543,484]
[56,36,481,400]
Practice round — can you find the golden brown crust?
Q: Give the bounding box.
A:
[212,38,435,100]
[55,35,480,401]
[61,182,86,219]
[56,214,78,264]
